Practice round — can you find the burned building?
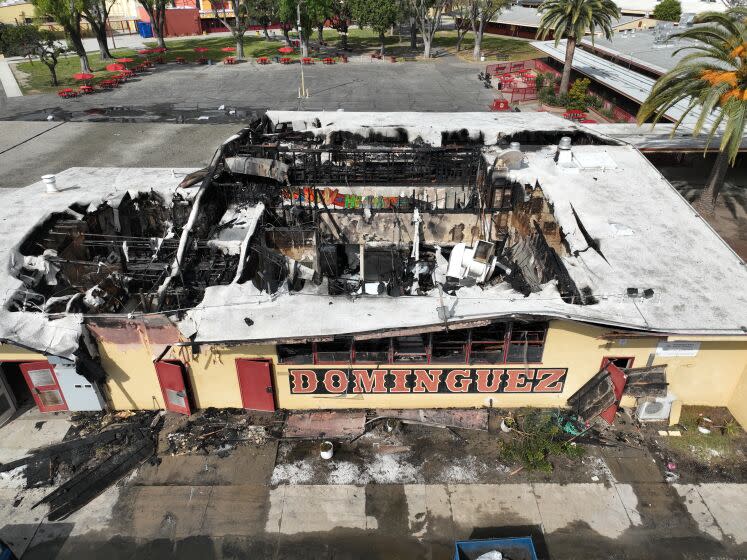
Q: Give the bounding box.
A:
[0,112,746,430]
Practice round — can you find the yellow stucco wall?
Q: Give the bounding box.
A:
[0,344,44,361]
[728,363,747,429]
[0,3,33,25]
[11,318,743,419]
[98,339,165,410]
[272,320,664,410]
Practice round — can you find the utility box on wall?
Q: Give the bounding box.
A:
[48,357,105,411]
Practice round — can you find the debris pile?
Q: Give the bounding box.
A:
[0,411,163,520]
[165,408,269,457]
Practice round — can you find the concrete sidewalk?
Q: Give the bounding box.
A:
[3,479,747,559]
[0,58,23,98]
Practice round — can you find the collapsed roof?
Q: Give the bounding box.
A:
[1,111,746,361]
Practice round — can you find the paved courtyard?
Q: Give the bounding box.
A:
[0,57,495,119]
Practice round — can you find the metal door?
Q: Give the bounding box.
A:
[0,367,17,426]
[236,359,276,411]
[155,361,191,415]
[19,361,68,413]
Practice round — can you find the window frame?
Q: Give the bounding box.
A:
[276,322,548,366]
[313,340,353,365]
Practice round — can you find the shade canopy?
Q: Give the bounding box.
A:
[72,73,94,80]
[278,46,294,53]
[138,49,153,54]
[115,57,134,63]
[105,63,126,72]
[221,46,236,52]
[152,47,167,53]
[194,47,209,53]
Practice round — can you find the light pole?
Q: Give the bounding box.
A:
[297,0,309,98]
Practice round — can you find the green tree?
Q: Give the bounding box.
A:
[449,0,473,53]
[536,0,620,94]
[277,0,331,56]
[210,0,253,58]
[82,0,115,59]
[652,0,681,21]
[34,28,68,85]
[350,0,400,54]
[469,0,508,61]
[32,0,91,72]
[330,0,351,50]
[406,0,448,58]
[638,10,747,216]
[137,0,167,48]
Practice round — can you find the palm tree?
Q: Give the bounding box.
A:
[536,0,620,94]
[638,11,746,216]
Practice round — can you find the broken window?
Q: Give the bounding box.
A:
[315,340,352,364]
[392,335,429,364]
[278,343,314,364]
[469,324,507,364]
[506,322,547,363]
[431,330,469,363]
[353,339,390,363]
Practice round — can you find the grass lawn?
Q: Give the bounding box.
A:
[665,406,743,465]
[14,48,139,94]
[13,29,538,94]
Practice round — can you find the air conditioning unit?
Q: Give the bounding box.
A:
[636,393,676,422]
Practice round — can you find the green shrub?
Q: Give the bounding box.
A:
[501,411,585,472]
[566,77,591,111]
[587,94,603,109]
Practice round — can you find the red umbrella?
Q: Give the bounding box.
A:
[152,47,167,53]
[138,49,153,55]
[194,47,209,53]
[72,72,94,81]
[105,63,126,72]
[278,46,294,54]
[221,46,235,52]
[116,57,134,63]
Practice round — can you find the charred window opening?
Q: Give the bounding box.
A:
[277,320,548,366]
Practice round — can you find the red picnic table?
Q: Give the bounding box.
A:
[194,47,209,64]
[563,109,587,121]
[322,57,335,64]
[280,57,292,64]
[257,56,270,64]
[223,56,236,64]
[302,57,313,65]
[57,88,77,98]
[79,84,94,94]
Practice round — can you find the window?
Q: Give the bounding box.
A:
[601,357,634,370]
[278,343,314,364]
[470,323,507,363]
[431,330,469,363]
[354,338,390,364]
[507,322,547,363]
[315,340,352,364]
[393,335,429,363]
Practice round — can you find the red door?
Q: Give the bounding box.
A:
[155,361,191,415]
[19,361,68,413]
[236,359,276,411]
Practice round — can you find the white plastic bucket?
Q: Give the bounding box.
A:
[320,441,334,460]
[42,174,58,193]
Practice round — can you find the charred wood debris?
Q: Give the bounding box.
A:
[0,408,279,520]
[10,115,598,318]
